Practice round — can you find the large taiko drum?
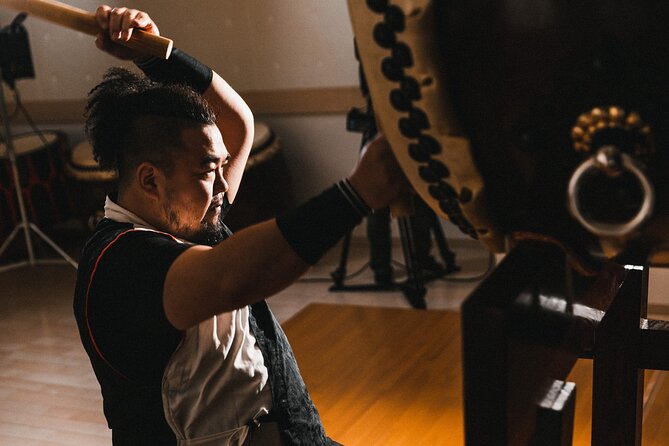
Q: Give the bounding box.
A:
[224,122,292,231]
[65,139,117,228]
[0,131,73,237]
[348,0,669,269]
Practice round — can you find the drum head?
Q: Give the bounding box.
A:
[0,132,58,158]
[67,140,117,182]
[70,140,99,170]
[252,122,274,153]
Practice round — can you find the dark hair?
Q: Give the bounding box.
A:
[85,67,216,186]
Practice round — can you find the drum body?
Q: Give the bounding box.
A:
[224,122,292,231]
[349,0,669,266]
[0,131,73,236]
[65,139,117,228]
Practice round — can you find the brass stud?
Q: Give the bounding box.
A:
[574,142,588,152]
[608,106,623,123]
[577,114,591,127]
[626,112,641,127]
[591,107,604,121]
[571,106,653,158]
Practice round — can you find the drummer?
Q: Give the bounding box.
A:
[73,5,406,445]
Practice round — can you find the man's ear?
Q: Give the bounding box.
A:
[136,162,162,200]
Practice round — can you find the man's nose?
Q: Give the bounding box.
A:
[214,169,228,195]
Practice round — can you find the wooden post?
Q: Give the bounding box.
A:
[530,380,577,446]
[462,241,581,446]
[591,266,647,446]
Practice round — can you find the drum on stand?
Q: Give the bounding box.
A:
[224,122,293,232]
[0,131,73,238]
[65,139,117,229]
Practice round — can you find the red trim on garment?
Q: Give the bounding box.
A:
[85,228,180,382]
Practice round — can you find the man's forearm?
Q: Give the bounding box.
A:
[204,72,254,203]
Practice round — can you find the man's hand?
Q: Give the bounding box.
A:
[94,5,159,61]
[347,134,409,210]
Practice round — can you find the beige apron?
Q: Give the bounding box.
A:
[161,311,274,445]
[104,197,275,445]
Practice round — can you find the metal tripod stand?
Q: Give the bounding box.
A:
[329,48,458,308]
[330,202,460,309]
[0,70,78,273]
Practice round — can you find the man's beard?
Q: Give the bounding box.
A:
[189,218,229,246]
[164,208,231,246]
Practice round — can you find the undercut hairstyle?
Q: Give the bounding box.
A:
[85,67,217,188]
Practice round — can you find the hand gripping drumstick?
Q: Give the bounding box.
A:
[0,0,173,59]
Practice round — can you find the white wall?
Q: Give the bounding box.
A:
[258,114,360,202]
[1,1,362,97]
[133,0,359,92]
[0,1,362,198]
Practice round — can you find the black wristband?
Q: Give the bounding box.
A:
[336,178,372,217]
[276,181,370,265]
[134,48,213,94]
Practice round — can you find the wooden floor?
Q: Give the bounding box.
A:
[283,304,465,445]
[1,240,669,445]
[284,303,669,446]
[0,266,110,445]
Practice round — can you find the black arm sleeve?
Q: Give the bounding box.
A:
[275,182,367,265]
[135,48,213,94]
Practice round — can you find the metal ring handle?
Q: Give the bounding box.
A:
[567,152,654,237]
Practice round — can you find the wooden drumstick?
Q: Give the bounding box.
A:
[0,0,173,59]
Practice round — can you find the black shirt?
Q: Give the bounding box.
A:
[73,219,191,444]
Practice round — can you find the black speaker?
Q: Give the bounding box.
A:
[0,13,35,89]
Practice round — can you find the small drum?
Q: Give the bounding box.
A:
[65,139,118,228]
[224,122,293,231]
[0,131,73,237]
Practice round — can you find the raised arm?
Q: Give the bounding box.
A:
[94,5,253,202]
[203,73,253,203]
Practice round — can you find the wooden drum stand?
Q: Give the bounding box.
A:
[462,242,669,446]
[462,240,669,446]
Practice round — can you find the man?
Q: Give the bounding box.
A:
[73,5,406,446]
